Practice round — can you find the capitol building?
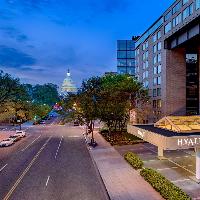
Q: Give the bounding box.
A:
[60,69,77,96]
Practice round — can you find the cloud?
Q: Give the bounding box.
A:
[0,26,29,42]
[0,45,36,68]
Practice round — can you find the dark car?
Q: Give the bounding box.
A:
[74,121,79,126]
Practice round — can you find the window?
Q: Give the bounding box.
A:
[158,76,161,85]
[127,59,135,67]
[173,13,182,27]
[153,56,157,64]
[157,99,162,108]
[153,78,157,85]
[117,51,126,58]
[153,89,157,97]
[145,51,148,59]
[117,67,127,74]
[158,53,161,63]
[153,100,157,108]
[158,64,161,73]
[157,42,161,51]
[165,11,172,21]
[157,31,161,39]
[165,22,171,33]
[157,88,161,96]
[153,45,157,53]
[196,0,200,9]
[127,40,135,50]
[117,59,126,66]
[143,71,148,79]
[145,60,148,68]
[154,67,157,74]
[189,3,194,15]
[183,4,193,20]
[127,51,135,58]
[183,0,189,5]
[153,34,157,42]
[173,2,181,14]
[117,40,126,50]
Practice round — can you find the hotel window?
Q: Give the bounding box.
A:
[157,42,161,51]
[183,0,189,5]
[118,59,126,66]
[153,89,157,97]
[143,71,148,80]
[144,80,149,88]
[165,22,172,33]
[145,51,149,59]
[157,88,161,96]
[153,77,157,85]
[153,66,157,74]
[153,34,157,42]
[165,11,172,21]
[183,7,189,19]
[173,2,181,14]
[145,60,148,68]
[157,99,162,108]
[158,53,161,63]
[157,31,161,39]
[196,0,200,9]
[158,64,161,73]
[173,13,182,27]
[143,53,146,60]
[153,45,157,53]
[189,3,194,14]
[158,76,161,85]
[153,56,157,65]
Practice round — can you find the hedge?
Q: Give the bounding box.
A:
[124,152,143,170]
[140,168,191,200]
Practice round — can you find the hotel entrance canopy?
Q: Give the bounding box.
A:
[155,116,200,133]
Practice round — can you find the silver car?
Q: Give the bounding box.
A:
[0,138,14,147]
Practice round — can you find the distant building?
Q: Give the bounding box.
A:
[117,37,138,76]
[60,69,77,96]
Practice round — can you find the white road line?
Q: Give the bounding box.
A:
[68,136,80,138]
[54,136,63,159]
[45,176,50,186]
[157,167,178,171]
[21,135,41,152]
[172,178,190,183]
[0,164,8,172]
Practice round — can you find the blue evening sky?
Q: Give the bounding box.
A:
[0,0,174,88]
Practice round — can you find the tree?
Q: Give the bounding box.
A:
[32,83,59,106]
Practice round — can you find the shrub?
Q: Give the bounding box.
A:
[140,168,191,200]
[124,152,143,170]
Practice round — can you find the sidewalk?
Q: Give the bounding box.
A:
[89,131,164,200]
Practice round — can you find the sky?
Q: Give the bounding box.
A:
[0,0,174,88]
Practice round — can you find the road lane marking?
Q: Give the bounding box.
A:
[68,136,80,138]
[21,135,41,152]
[45,176,50,186]
[3,137,51,200]
[172,178,190,183]
[55,136,63,159]
[0,164,8,172]
[157,167,178,171]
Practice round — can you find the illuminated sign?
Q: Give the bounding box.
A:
[177,138,200,147]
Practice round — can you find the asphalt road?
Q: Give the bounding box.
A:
[0,120,108,200]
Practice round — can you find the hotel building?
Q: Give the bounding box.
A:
[135,0,200,123]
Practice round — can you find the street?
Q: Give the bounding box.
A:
[0,120,108,200]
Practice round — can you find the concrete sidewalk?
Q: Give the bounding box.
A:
[89,131,164,200]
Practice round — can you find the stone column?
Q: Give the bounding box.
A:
[196,148,200,180]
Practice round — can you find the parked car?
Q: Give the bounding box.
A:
[39,120,46,124]
[74,121,79,126]
[9,135,21,142]
[15,130,26,138]
[0,138,14,147]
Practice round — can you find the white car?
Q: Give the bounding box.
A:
[0,138,14,147]
[15,130,26,138]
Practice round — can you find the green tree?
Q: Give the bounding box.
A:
[32,83,59,106]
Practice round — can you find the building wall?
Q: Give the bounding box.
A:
[134,0,200,123]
